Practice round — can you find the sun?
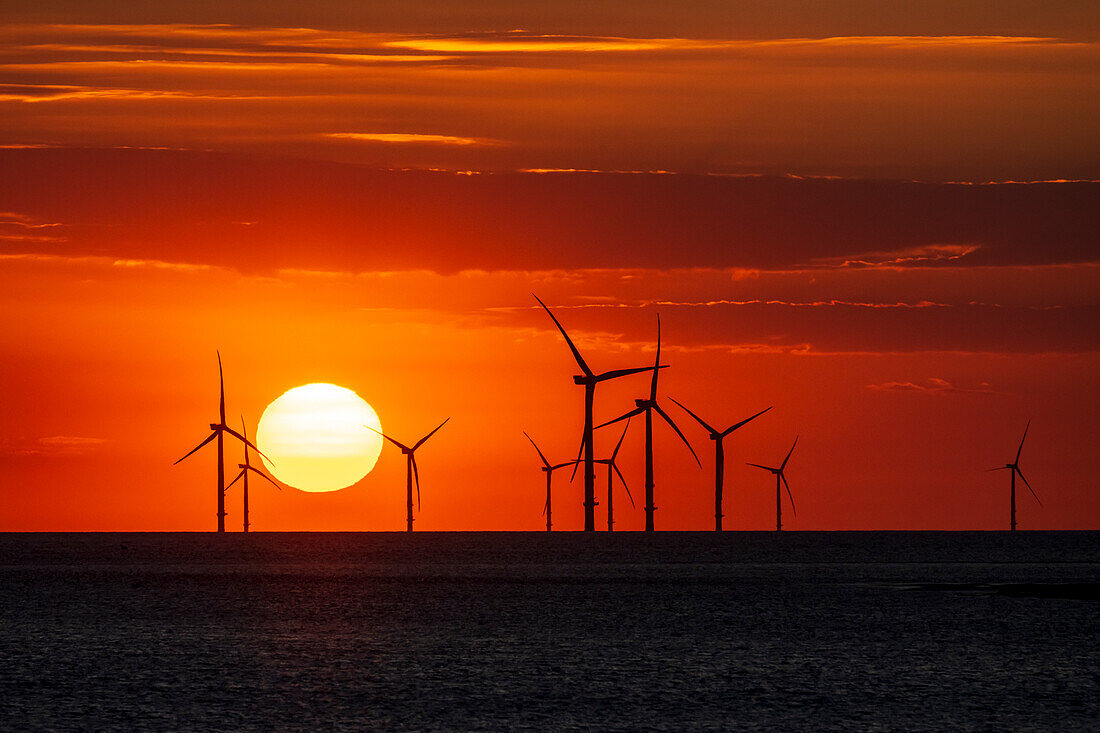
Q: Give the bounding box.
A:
[256,383,383,492]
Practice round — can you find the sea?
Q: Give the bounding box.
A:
[0,531,1096,731]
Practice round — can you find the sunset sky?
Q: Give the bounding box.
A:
[1,1,1097,530]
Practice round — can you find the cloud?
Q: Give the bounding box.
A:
[325,132,499,146]
[866,378,997,394]
[812,244,981,269]
[517,300,1100,355]
[1,150,1095,273]
[0,23,1095,179]
[1,435,106,456]
[0,211,67,242]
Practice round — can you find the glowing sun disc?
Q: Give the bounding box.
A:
[256,383,382,492]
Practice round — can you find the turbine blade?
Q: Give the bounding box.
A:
[594,406,646,431]
[649,313,661,401]
[781,474,797,516]
[173,430,217,465]
[987,466,1011,472]
[612,418,631,460]
[523,431,552,468]
[780,435,799,471]
[224,469,245,491]
[595,365,667,382]
[240,415,249,464]
[569,431,585,481]
[533,293,593,377]
[746,462,775,472]
[654,403,701,468]
[222,427,274,466]
[365,424,410,452]
[551,461,579,471]
[722,406,774,437]
[411,456,421,511]
[612,463,635,508]
[668,397,717,435]
[414,417,450,450]
[247,465,281,490]
[217,350,226,425]
[1015,420,1030,464]
[542,497,548,517]
[1015,468,1042,507]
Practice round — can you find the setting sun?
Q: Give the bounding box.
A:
[255,383,383,492]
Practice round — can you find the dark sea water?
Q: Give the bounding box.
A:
[1,532,1097,731]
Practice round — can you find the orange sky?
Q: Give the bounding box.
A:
[0,2,1097,530]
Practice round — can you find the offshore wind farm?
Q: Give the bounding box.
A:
[166,297,1048,535]
[1,1,1097,730]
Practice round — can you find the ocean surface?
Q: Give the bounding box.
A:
[1,531,1097,731]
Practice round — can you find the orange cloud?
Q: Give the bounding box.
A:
[813,245,981,269]
[325,132,498,146]
[0,435,106,456]
[866,377,996,394]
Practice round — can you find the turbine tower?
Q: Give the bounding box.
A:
[174,351,266,532]
[534,294,661,532]
[747,436,799,532]
[988,420,1042,531]
[595,314,699,532]
[368,418,449,532]
[592,419,633,532]
[670,400,772,531]
[224,416,280,532]
[524,431,581,532]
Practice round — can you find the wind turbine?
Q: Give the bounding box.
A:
[224,416,280,532]
[524,432,580,532]
[367,418,450,532]
[174,351,266,533]
[593,419,633,532]
[533,294,662,532]
[670,400,772,531]
[594,314,700,532]
[747,436,798,532]
[988,420,1042,531]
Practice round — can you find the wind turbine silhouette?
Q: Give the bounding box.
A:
[367,419,450,532]
[224,416,280,532]
[524,431,580,532]
[174,351,266,533]
[594,314,699,532]
[592,419,633,532]
[670,400,772,531]
[747,436,798,532]
[533,294,662,532]
[988,420,1042,531]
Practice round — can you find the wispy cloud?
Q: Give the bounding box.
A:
[0,83,278,102]
[866,377,997,394]
[510,298,954,310]
[324,132,499,146]
[0,212,67,242]
[1,435,106,456]
[813,244,981,269]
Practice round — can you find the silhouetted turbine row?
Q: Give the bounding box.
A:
[531,295,788,532]
[174,322,1040,533]
[529,294,1040,532]
[173,351,275,533]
